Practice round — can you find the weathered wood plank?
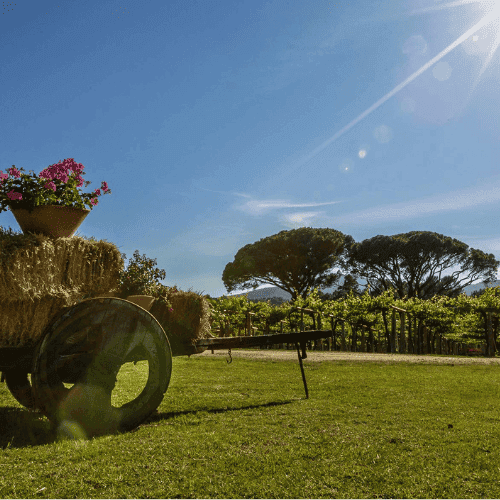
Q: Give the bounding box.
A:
[196,330,334,350]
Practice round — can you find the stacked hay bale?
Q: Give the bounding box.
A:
[149,288,213,356]
[0,226,124,348]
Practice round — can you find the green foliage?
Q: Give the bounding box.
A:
[222,227,353,301]
[265,303,289,327]
[217,228,499,347]
[117,249,167,297]
[205,294,252,335]
[208,284,500,350]
[116,249,180,309]
[347,231,499,300]
[206,294,292,335]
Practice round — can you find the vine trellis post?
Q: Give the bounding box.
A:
[481,307,498,357]
[295,307,318,349]
[389,305,406,354]
[422,325,428,354]
[245,311,256,337]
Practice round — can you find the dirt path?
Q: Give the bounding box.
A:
[197,348,500,365]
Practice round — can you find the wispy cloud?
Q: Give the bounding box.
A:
[233,177,500,227]
[236,198,343,216]
[279,211,324,228]
[327,179,500,226]
[169,220,252,257]
[196,186,252,198]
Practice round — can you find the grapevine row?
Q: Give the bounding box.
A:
[205,286,500,356]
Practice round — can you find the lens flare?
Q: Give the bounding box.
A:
[57,420,87,441]
[268,0,500,187]
[471,0,500,91]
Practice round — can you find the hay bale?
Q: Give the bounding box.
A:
[149,290,212,355]
[0,226,124,347]
[0,295,72,347]
[0,228,123,302]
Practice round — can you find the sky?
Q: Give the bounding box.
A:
[1,0,500,298]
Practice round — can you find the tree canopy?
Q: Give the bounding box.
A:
[222,227,354,301]
[345,231,499,300]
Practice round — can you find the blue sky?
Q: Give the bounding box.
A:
[1,0,500,298]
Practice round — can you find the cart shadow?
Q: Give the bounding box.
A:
[139,400,295,428]
[0,400,296,448]
[0,406,57,449]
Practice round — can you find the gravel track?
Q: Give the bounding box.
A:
[197,349,500,365]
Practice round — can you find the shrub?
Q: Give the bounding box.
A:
[116,250,177,309]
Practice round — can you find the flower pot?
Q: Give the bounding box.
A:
[10,205,90,238]
[126,295,156,312]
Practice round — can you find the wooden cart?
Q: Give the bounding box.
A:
[0,294,333,438]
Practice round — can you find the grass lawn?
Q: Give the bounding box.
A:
[0,352,500,498]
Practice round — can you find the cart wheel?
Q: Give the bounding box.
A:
[4,370,35,409]
[32,297,172,438]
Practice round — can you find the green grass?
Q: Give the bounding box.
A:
[1,352,500,498]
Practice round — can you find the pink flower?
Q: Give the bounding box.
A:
[0,159,110,214]
[7,190,22,200]
[169,308,174,312]
[7,167,21,179]
[40,159,83,185]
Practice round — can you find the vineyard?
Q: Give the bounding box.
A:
[205,286,500,357]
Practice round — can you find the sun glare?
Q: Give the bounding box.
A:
[471,0,500,90]
[478,0,500,17]
[267,0,500,188]
[305,1,500,161]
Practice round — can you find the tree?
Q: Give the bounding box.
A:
[222,227,354,302]
[346,231,499,300]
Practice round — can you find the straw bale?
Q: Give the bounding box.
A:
[149,290,212,355]
[0,295,75,347]
[0,226,124,347]
[0,229,123,302]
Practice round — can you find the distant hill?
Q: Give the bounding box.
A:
[462,280,500,296]
[217,279,500,302]
[219,276,351,302]
[222,286,293,302]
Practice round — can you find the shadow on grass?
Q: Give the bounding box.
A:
[131,400,296,430]
[0,406,56,449]
[0,400,295,446]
